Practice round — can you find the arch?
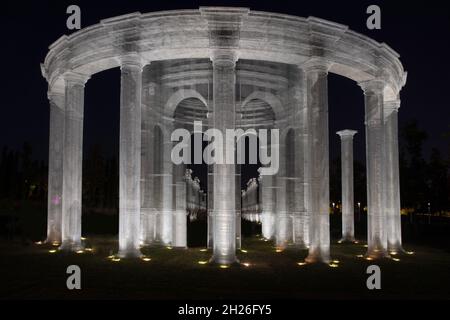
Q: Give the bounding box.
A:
[165,89,208,118]
[173,97,209,130]
[241,91,283,120]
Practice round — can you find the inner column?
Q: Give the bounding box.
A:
[211,51,238,264]
[337,129,357,242]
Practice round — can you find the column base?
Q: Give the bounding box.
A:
[365,248,390,260]
[388,242,405,256]
[305,247,330,264]
[45,237,61,247]
[59,240,84,252]
[117,248,142,259]
[210,254,238,265]
[338,235,356,243]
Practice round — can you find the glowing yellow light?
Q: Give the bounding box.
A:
[35,241,43,245]
[142,257,151,262]
[49,249,57,253]
[198,261,208,265]
[85,248,93,252]
[363,245,368,248]
[332,260,340,264]
[297,262,307,266]
[166,246,173,250]
[264,239,269,242]
[240,249,248,253]
[356,254,364,258]
[81,237,86,241]
[392,258,400,262]
[329,263,339,268]
[365,257,373,261]
[199,249,207,252]
[354,241,359,244]
[275,249,283,253]
[219,265,229,269]
[242,262,250,267]
[52,242,60,247]
[107,255,115,259]
[112,258,121,262]
[337,240,342,244]
[406,251,414,255]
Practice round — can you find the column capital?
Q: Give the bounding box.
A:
[384,100,400,119]
[210,49,238,67]
[358,79,387,94]
[336,129,357,139]
[47,92,65,109]
[120,53,144,70]
[384,100,401,113]
[63,71,90,86]
[301,58,332,73]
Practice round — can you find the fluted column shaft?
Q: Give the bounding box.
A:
[292,67,308,248]
[259,171,276,240]
[61,72,89,251]
[161,126,174,245]
[46,90,65,244]
[211,52,237,264]
[360,80,388,258]
[337,130,357,242]
[384,101,403,253]
[140,69,158,246]
[305,61,330,263]
[173,163,187,248]
[118,57,142,257]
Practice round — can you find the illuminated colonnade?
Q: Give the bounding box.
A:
[43,7,406,263]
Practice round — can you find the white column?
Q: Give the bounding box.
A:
[384,100,403,253]
[258,169,276,240]
[337,130,357,242]
[46,89,65,244]
[275,137,289,249]
[235,166,242,249]
[292,67,308,248]
[360,79,388,258]
[118,55,142,258]
[140,69,157,246]
[305,60,331,263]
[61,72,89,251]
[161,124,174,246]
[210,51,237,264]
[173,163,187,248]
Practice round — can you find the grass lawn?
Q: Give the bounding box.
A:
[1,236,449,300]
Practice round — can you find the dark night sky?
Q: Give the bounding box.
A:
[1,0,449,176]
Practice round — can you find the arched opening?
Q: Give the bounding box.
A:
[328,73,367,241]
[82,68,120,237]
[239,98,276,240]
[173,96,209,247]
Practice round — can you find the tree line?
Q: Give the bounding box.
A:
[0,120,449,214]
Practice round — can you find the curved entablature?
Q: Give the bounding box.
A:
[42,7,406,101]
